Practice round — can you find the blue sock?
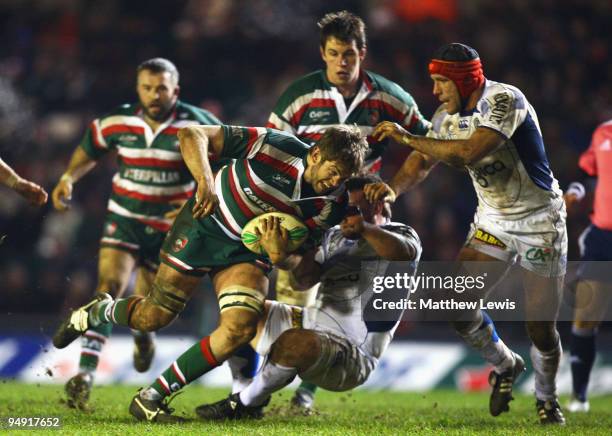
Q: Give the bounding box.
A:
[570,328,596,402]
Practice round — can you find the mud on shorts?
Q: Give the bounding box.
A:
[160,197,272,276]
[100,212,166,271]
[465,201,568,277]
[255,301,375,392]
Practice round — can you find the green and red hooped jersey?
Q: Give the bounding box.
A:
[266,70,430,172]
[211,125,346,246]
[79,100,221,232]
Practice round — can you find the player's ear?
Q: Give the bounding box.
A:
[310,145,321,163]
[174,84,180,97]
[359,46,367,61]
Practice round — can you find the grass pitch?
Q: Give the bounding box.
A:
[0,382,610,435]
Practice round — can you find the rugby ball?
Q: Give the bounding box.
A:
[241,212,309,255]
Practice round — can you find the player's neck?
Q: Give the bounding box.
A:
[328,73,361,99]
[143,116,162,131]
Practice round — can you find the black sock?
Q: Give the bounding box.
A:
[570,330,596,402]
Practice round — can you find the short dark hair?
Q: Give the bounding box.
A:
[137,58,179,84]
[318,11,366,50]
[433,43,479,61]
[315,125,368,176]
[345,173,392,218]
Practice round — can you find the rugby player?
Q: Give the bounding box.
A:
[166,173,420,421]
[0,157,47,205]
[564,119,612,412]
[266,10,430,409]
[53,124,369,422]
[370,43,568,424]
[50,58,221,409]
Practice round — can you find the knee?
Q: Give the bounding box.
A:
[526,321,558,351]
[270,329,320,369]
[136,299,177,332]
[219,317,258,347]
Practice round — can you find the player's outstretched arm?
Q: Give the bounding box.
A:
[342,215,416,261]
[373,121,505,167]
[0,158,48,206]
[52,147,97,211]
[178,125,224,218]
[391,150,438,198]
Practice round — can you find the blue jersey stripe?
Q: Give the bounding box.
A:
[512,112,554,191]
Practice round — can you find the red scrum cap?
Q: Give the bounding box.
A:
[428,43,485,100]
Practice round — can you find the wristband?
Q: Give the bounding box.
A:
[566,182,585,201]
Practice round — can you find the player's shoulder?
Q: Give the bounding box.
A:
[175,101,222,124]
[593,119,612,136]
[478,80,527,108]
[282,70,328,97]
[365,70,410,98]
[263,127,310,156]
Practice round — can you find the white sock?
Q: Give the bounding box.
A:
[239,361,297,407]
[531,338,562,401]
[140,386,162,401]
[459,316,514,373]
[228,355,254,394]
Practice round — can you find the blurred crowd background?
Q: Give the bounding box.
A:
[0,0,610,336]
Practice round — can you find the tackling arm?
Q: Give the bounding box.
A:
[388,151,439,198]
[373,121,505,167]
[361,224,417,261]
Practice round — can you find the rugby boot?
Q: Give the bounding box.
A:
[133,338,156,373]
[52,293,112,349]
[195,393,269,420]
[489,352,525,416]
[536,399,566,425]
[65,372,93,411]
[129,391,185,423]
[290,387,315,415]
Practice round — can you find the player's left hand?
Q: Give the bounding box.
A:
[255,216,289,263]
[14,178,48,206]
[341,214,366,239]
[192,176,218,219]
[373,121,412,145]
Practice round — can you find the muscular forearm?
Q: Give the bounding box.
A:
[361,224,415,261]
[178,127,215,187]
[0,158,20,187]
[401,134,474,167]
[389,151,437,197]
[63,147,97,183]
